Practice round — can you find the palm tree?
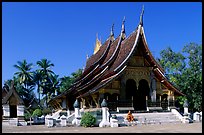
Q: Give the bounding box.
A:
[13,60,33,89]
[33,70,43,104]
[36,59,54,107]
[49,74,60,100]
[36,59,54,78]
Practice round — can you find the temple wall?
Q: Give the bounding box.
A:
[2,104,10,117]
[122,67,151,87]
[17,105,24,117]
[119,67,152,100]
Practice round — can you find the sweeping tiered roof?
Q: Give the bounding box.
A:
[2,81,24,105]
[51,8,184,103]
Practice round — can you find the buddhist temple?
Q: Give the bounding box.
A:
[48,7,184,112]
[2,81,27,126]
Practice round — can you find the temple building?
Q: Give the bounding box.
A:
[49,7,184,112]
[2,81,27,126]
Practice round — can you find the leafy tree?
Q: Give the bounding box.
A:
[59,76,73,93]
[181,43,202,111]
[32,108,43,117]
[59,68,83,93]
[157,47,186,85]
[157,43,202,111]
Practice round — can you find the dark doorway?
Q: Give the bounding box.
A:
[136,79,150,110]
[161,94,168,110]
[105,93,119,111]
[126,79,137,109]
[10,105,17,118]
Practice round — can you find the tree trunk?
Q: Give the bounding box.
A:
[38,85,40,104]
[46,94,48,107]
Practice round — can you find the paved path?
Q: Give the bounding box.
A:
[2,122,202,133]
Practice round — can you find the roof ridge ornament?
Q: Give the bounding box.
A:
[139,5,144,26]
[110,23,114,37]
[94,33,102,54]
[121,16,125,33]
[110,23,115,41]
[121,16,126,39]
[86,54,89,60]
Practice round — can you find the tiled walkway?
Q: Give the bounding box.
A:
[2,122,202,133]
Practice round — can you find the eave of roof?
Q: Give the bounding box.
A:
[140,27,165,74]
[72,33,124,95]
[2,85,24,105]
[153,67,185,96]
[76,25,142,98]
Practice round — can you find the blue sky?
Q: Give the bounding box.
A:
[2,2,202,89]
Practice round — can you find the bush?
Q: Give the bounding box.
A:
[80,112,96,127]
[24,112,32,121]
[32,109,43,117]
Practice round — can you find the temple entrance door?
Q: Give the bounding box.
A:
[161,94,168,110]
[104,93,119,111]
[10,105,17,118]
[126,79,137,110]
[136,79,150,111]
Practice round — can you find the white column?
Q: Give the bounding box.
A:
[3,104,10,117]
[182,99,190,123]
[62,99,66,109]
[183,99,189,115]
[17,105,25,117]
[67,108,70,116]
[60,115,67,127]
[150,71,156,102]
[99,99,110,127]
[72,99,81,126]
[184,107,188,114]
[152,90,156,102]
[47,115,53,127]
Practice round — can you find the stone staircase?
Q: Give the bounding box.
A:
[113,112,182,126]
[2,118,27,126]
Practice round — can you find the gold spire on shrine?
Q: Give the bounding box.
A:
[93,33,102,54]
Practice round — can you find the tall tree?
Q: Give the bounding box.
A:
[49,74,60,99]
[13,60,36,107]
[13,60,33,89]
[32,70,43,104]
[157,43,202,111]
[36,59,54,107]
[36,59,54,77]
[181,43,202,111]
[157,47,186,85]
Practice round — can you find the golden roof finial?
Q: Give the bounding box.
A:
[93,33,102,54]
